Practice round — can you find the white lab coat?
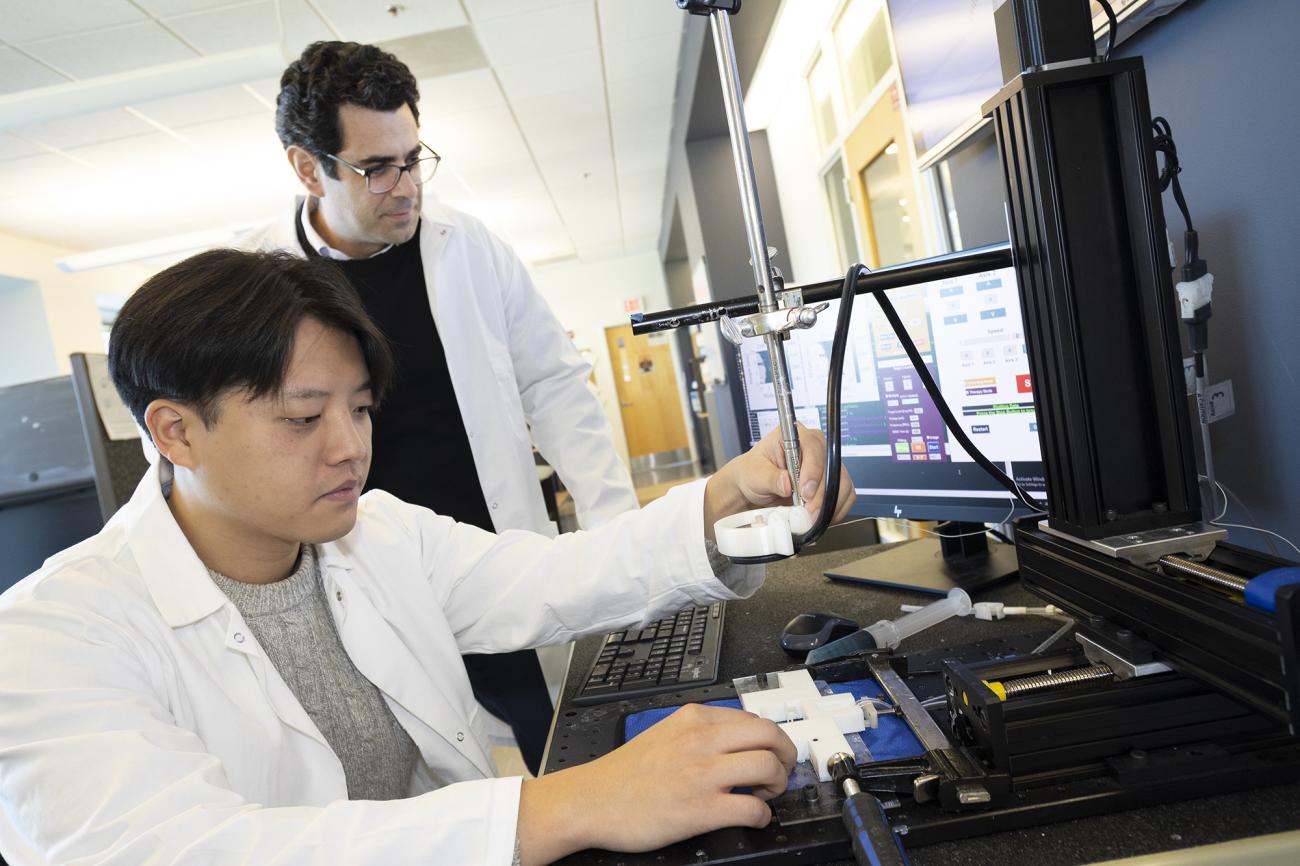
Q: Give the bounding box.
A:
[0,462,761,866]
[240,197,640,536]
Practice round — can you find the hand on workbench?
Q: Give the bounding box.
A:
[703,422,856,540]
[515,703,795,864]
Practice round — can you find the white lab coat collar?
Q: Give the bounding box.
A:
[117,460,229,629]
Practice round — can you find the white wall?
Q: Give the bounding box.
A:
[0,276,58,387]
[0,230,150,383]
[530,251,694,468]
[764,87,844,284]
[746,0,844,284]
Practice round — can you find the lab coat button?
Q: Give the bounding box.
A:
[490,502,498,510]
[233,632,245,644]
[335,590,343,602]
[456,731,465,742]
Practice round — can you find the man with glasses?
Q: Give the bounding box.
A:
[244,41,639,776]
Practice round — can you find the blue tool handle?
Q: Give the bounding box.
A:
[841,791,910,866]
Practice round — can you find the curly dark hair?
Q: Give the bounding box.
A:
[275,41,420,179]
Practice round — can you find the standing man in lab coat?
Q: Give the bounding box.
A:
[244,40,640,773]
[0,249,853,865]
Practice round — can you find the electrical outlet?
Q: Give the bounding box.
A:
[1183,357,1196,395]
[1206,379,1235,423]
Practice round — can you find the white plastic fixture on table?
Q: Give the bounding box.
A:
[738,669,875,782]
[713,505,814,559]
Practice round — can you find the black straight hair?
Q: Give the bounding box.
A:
[109,249,394,436]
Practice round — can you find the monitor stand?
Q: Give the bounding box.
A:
[824,522,1019,595]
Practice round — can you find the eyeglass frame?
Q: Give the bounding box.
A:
[322,143,441,194]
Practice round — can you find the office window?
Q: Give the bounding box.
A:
[822,158,860,267]
[835,0,893,113]
[861,141,917,266]
[807,52,839,151]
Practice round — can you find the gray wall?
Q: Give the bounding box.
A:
[943,0,1299,555]
[941,126,1006,249]
[1117,0,1300,555]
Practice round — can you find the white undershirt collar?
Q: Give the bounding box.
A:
[300,198,394,261]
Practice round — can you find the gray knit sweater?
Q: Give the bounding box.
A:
[208,545,419,801]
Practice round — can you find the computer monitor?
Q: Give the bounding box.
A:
[734,263,1047,593]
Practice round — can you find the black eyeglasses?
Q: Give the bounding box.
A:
[324,143,441,194]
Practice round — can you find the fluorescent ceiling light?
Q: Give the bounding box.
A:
[0,45,290,132]
[56,222,260,273]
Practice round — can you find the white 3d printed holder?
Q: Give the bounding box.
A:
[714,505,814,559]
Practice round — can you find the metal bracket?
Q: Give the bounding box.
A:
[1076,632,1171,681]
[1038,520,1226,568]
[677,0,741,14]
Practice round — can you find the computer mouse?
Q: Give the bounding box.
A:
[780,612,861,655]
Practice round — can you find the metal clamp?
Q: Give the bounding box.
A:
[719,301,830,345]
[676,0,741,14]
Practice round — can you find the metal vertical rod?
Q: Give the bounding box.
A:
[1195,357,1216,517]
[706,9,803,506]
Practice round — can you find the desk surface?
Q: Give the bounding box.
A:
[553,540,1300,866]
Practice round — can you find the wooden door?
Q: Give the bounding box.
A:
[843,82,925,268]
[604,324,690,458]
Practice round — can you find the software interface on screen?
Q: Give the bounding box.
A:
[737,266,1047,522]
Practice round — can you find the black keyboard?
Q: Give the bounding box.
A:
[572,602,725,705]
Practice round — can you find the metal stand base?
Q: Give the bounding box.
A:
[824,537,1020,595]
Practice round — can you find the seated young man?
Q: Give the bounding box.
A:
[0,250,853,866]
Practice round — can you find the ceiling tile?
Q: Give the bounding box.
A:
[22,21,196,79]
[0,47,68,96]
[618,167,667,201]
[453,160,549,202]
[465,0,576,24]
[418,68,505,118]
[422,104,531,168]
[614,142,668,179]
[494,49,601,104]
[611,98,673,144]
[574,237,627,262]
[163,0,333,55]
[243,76,282,106]
[0,133,46,161]
[604,33,680,83]
[539,151,616,196]
[553,197,623,245]
[596,0,683,44]
[474,1,596,66]
[523,115,607,163]
[134,0,249,16]
[0,0,145,45]
[607,70,674,116]
[309,0,466,44]
[511,88,606,146]
[379,26,488,80]
[14,107,157,150]
[0,151,97,203]
[131,84,269,130]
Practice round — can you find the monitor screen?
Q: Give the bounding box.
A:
[735,265,1047,524]
[886,0,1004,163]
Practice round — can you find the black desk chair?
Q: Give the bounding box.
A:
[69,353,150,523]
